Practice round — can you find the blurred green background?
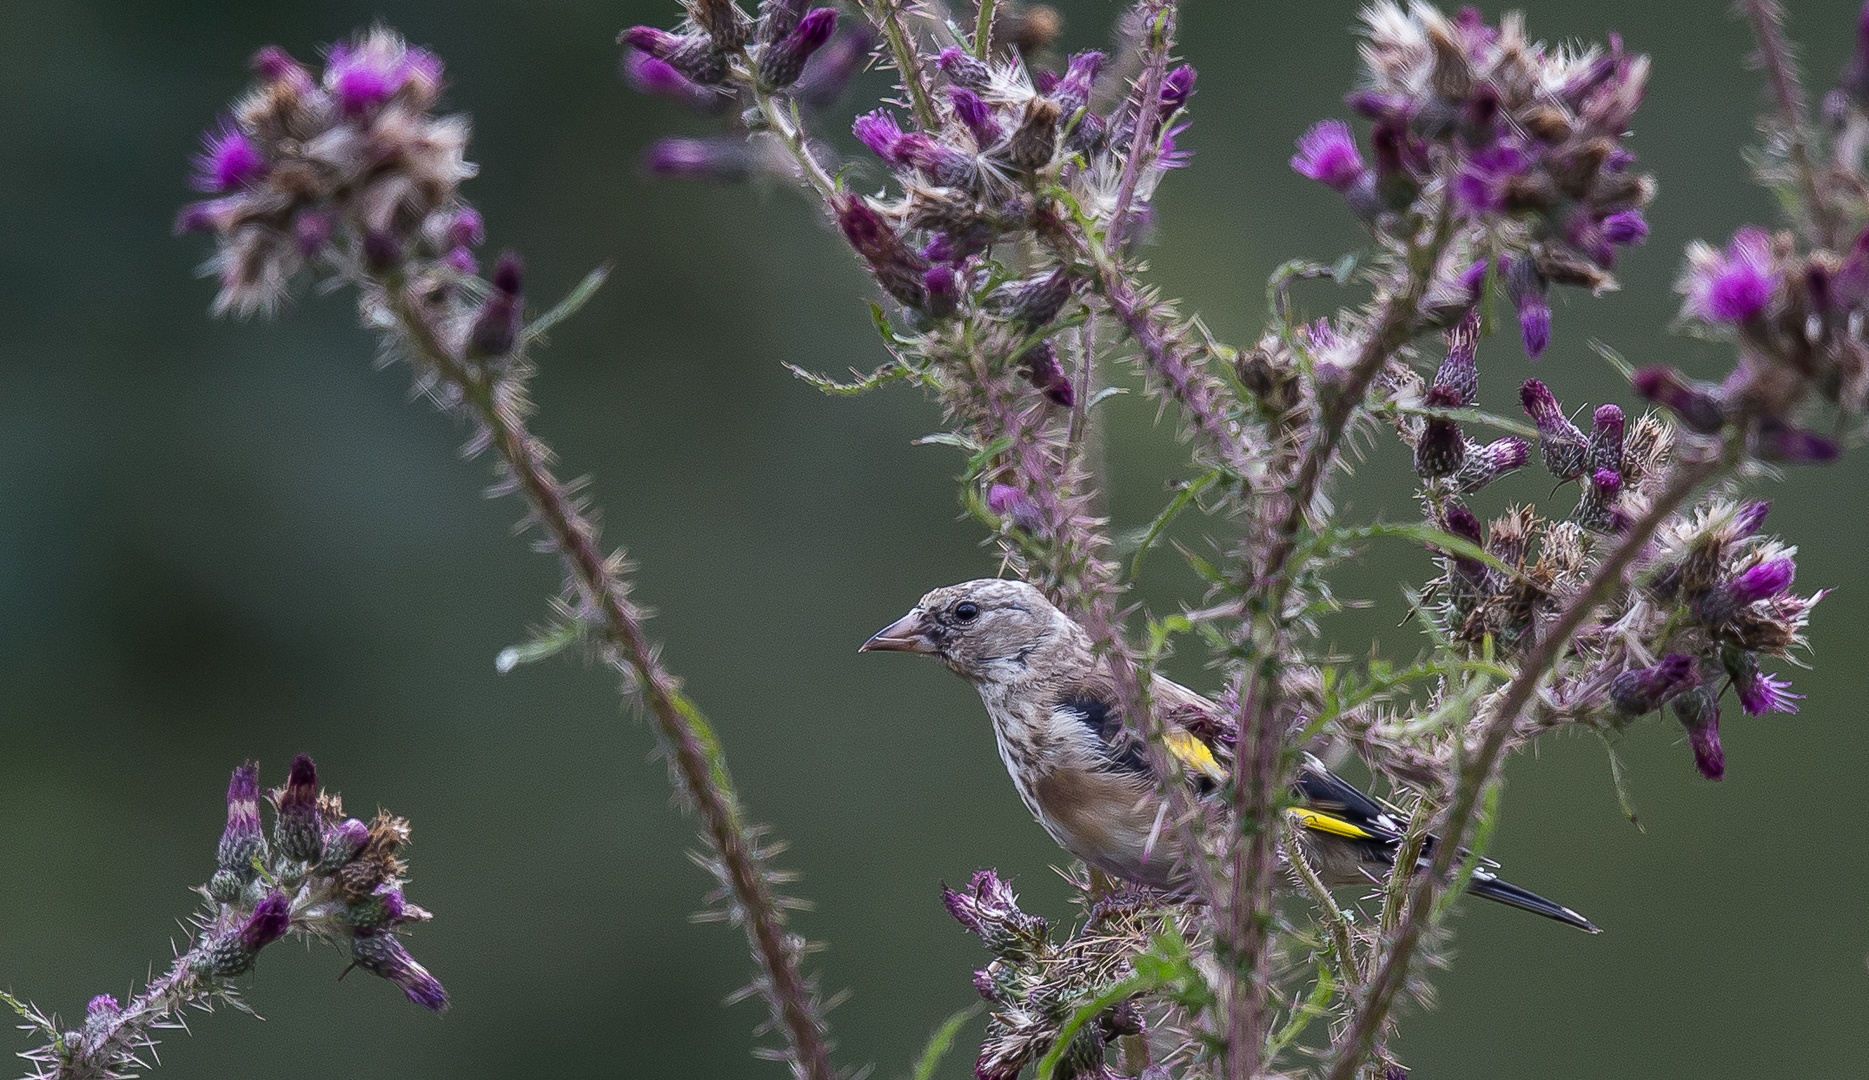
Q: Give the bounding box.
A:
[4,0,1867,1077]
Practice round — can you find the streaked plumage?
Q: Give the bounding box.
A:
[863,578,1597,933]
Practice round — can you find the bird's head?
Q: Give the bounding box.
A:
[860,578,1072,682]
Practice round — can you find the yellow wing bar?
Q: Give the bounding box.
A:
[1287,807,1376,840]
[1162,730,1228,783]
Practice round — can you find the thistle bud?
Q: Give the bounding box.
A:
[1754,420,1841,464]
[936,46,992,90]
[345,886,409,932]
[351,932,450,1011]
[950,88,1002,148]
[1019,340,1074,407]
[836,196,930,307]
[1455,437,1528,493]
[217,762,267,879]
[643,136,753,181]
[921,265,960,319]
[1050,50,1105,118]
[274,754,323,863]
[1160,65,1198,115]
[1586,404,1624,477]
[1520,378,1588,480]
[986,484,1044,533]
[757,8,836,89]
[1576,468,1625,534]
[992,267,1073,329]
[1414,386,1467,479]
[756,0,806,45]
[1631,366,1725,434]
[319,818,372,871]
[690,0,750,48]
[466,251,524,359]
[1671,686,1725,781]
[1682,226,1777,324]
[1504,255,1551,358]
[1432,310,1480,407]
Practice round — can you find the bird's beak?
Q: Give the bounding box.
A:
[860,610,935,654]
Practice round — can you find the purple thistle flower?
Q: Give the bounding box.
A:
[293,210,336,259]
[191,123,266,193]
[445,207,484,248]
[1729,557,1796,606]
[985,484,1044,532]
[467,251,524,359]
[899,134,976,187]
[1520,378,1588,480]
[1452,143,1530,215]
[1601,209,1649,246]
[1671,688,1725,781]
[444,246,477,275]
[1577,467,1627,533]
[641,136,752,181]
[1841,0,1869,106]
[853,110,910,165]
[1736,667,1802,716]
[757,7,837,89]
[935,46,991,89]
[1684,226,1779,324]
[971,968,1001,1002]
[949,88,1002,148]
[85,995,120,1021]
[922,265,959,318]
[276,753,323,862]
[218,761,266,876]
[1050,50,1106,117]
[238,890,292,952]
[1455,436,1529,493]
[1291,119,1368,194]
[351,932,450,1011]
[1160,65,1198,115]
[794,25,873,108]
[251,45,311,87]
[942,869,1047,958]
[623,52,726,114]
[1504,256,1551,359]
[1610,653,1699,715]
[1755,420,1842,465]
[621,28,726,85]
[324,36,442,116]
[1735,500,1771,538]
[1415,386,1467,479]
[1032,69,1061,95]
[1631,365,1725,434]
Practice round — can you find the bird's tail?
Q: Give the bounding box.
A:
[1467,873,1600,933]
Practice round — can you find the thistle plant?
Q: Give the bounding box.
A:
[4,758,443,1080]
[55,1,1858,1079]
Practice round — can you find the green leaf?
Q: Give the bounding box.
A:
[495,621,583,674]
[1331,521,1514,577]
[910,1005,981,1080]
[785,360,920,396]
[1130,469,1221,580]
[869,300,909,346]
[1385,401,1540,441]
[964,436,1017,480]
[1265,968,1336,1058]
[1589,338,1637,381]
[1600,733,1644,831]
[521,265,610,346]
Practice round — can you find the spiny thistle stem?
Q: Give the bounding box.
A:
[379,286,837,1080]
[856,0,938,129]
[1741,0,1837,245]
[1321,447,1731,1080]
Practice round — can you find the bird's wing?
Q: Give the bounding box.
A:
[1050,673,1226,787]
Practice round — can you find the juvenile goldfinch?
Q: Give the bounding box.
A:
[863,578,1598,933]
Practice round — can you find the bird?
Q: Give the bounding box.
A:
[861,577,1598,933]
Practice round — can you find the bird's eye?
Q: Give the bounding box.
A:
[953,601,980,622]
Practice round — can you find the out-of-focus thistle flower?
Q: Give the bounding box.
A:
[624,51,731,114]
[1755,419,1842,463]
[642,135,755,181]
[1019,340,1074,407]
[1680,226,1779,324]
[1298,4,1654,354]
[1633,365,1726,433]
[175,29,477,317]
[467,251,525,359]
[836,194,931,308]
[1609,653,1698,715]
[987,483,1045,533]
[756,7,836,89]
